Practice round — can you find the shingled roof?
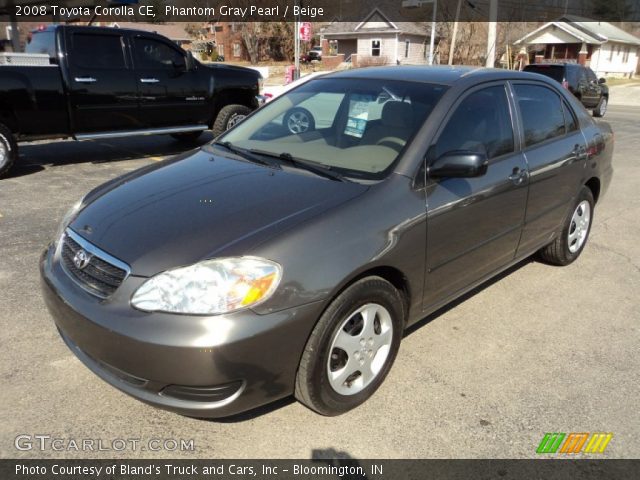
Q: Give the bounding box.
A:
[322,8,432,37]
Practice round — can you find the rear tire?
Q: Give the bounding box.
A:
[170,131,203,143]
[593,96,607,117]
[295,276,404,416]
[212,104,251,137]
[0,123,17,178]
[538,186,595,266]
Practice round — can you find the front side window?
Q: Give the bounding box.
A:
[371,40,381,57]
[514,84,566,147]
[435,85,514,160]
[72,33,124,69]
[219,78,447,179]
[134,37,184,70]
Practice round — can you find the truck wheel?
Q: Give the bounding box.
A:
[170,131,203,143]
[0,123,17,178]
[295,276,404,416]
[538,186,595,266]
[212,105,251,137]
[593,96,607,117]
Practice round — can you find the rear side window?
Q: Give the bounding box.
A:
[71,33,125,69]
[134,37,185,70]
[26,30,56,59]
[524,65,564,83]
[436,85,514,160]
[514,84,566,147]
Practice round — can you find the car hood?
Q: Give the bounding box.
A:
[70,147,368,277]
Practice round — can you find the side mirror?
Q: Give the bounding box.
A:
[429,150,488,178]
[598,77,606,84]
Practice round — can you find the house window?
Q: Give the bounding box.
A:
[405,39,410,58]
[608,44,614,61]
[214,26,223,32]
[623,46,630,63]
[217,44,224,57]
[371,39,381,57]
[233,43,241,57]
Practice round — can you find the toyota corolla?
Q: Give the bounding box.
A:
[40,66,613,417]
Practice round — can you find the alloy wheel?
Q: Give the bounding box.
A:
[568,200,591,253]
[327,303,393,396]
[287,111,311,134]
[227,114,246,129]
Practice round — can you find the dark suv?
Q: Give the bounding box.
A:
[524,63,608,117]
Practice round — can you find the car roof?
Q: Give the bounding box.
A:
[322,65,558,87]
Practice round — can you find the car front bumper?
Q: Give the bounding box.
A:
[40,244,323,418]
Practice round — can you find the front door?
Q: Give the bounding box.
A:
[424,83,529,308]
[65,29,139,133]
[132,35,210,128]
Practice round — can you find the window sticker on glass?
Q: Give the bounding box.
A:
[344,94,373,138]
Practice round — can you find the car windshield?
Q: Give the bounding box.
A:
[218,78,448,179]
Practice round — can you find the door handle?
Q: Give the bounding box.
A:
[74,77,97,83]
[140,78,160,83]
[508,167,527,185]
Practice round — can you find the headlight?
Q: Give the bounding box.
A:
[54,198,84,244]
[131,257,281,315]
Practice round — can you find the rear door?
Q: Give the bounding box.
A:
[512,82,588,255]
[424,83,529,307]
[65,29,139,133]
[132,34,210,128]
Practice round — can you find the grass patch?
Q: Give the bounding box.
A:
[603,77,640,86]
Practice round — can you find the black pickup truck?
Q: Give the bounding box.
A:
[0,25,264,177]
[524,63,609,118]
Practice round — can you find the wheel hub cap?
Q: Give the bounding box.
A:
[0,142,7,167]
[227,114,245,129]
[568,200,591,253]
[327,303,393,396]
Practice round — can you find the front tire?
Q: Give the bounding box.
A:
[538,186,595,266]
[0,123,18,178]
[593,96,607,117]
[295,276,404,416]
[212,104,251,137]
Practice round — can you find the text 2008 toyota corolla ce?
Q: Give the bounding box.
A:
[41,67,613,417]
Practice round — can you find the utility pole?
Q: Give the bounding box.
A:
[485,0,497,68]
[402,0,438,66]
[448,0,462,65]
[294,0,300,80]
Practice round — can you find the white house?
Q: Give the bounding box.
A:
[320,8,433,67]
[515,15,640,78]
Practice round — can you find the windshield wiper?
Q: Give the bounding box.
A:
[249,149,350,182]
[213,141,276,168]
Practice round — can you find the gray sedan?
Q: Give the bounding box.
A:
[40,66,613,417]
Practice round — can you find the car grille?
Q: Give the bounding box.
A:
[60,230,129,298]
